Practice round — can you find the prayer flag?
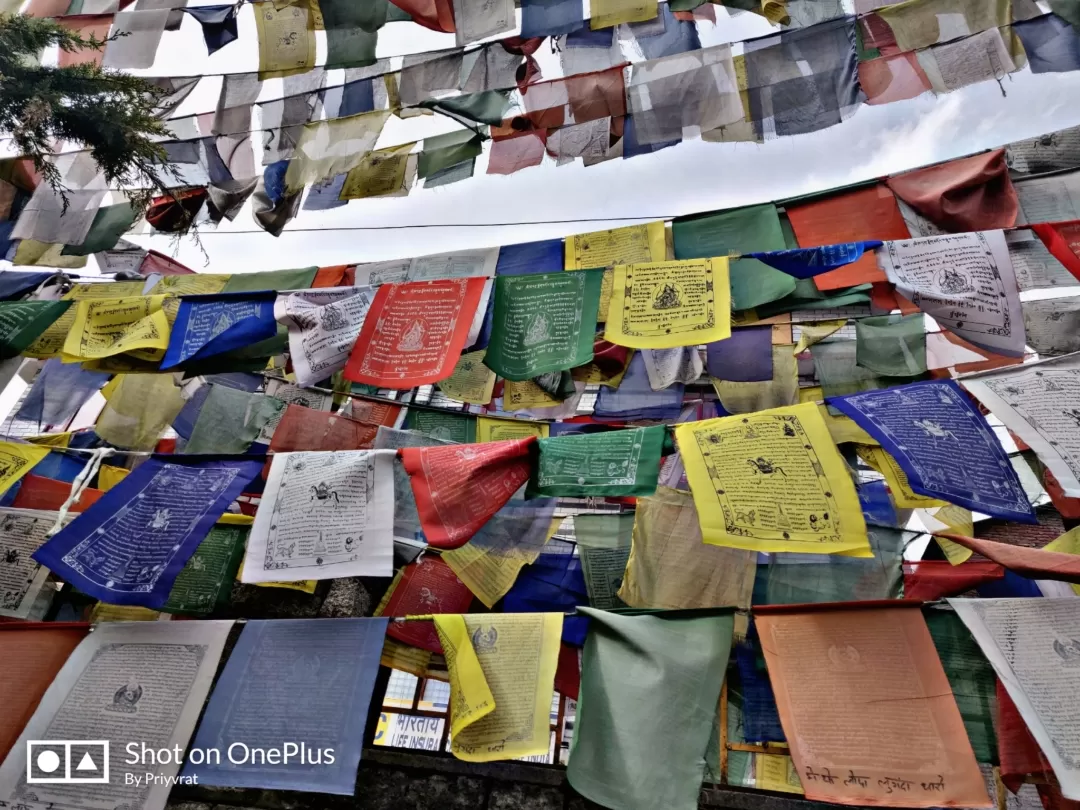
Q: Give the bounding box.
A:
[0,301,70,358]
[528,425,666,498]
[162,292,278,369]
[160,518,249,615]
[61,295,171,362]
[382,556,474,652]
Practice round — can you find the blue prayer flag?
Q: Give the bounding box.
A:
[594,353,684,421]
[744,241,883,279]
[828,380,1036,523]
[162,292,278,369]
[495,240,565,275]
[504,546,590,645]
[521,0,584,37]
[0,270,53,300]
[16,358,109,427]
[183,618,388,794]
[183,4,239,55]
[33,455,263,607]
[1014,14,1080,74]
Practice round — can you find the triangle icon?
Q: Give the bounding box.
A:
[76,752,97,771]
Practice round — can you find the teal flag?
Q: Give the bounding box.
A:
[855,313,927,377]
[568,608,734,810]
[61,202,137,256]
[406,409,476,443]
[485,269,603,381]
[528,425,665,497]
[184,386,285,454]
[418,130,485,179]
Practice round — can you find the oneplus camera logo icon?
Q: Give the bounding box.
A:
[26,741,110,784]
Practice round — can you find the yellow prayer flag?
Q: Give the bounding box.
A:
[924,505,975,564]
[13,240,88,269]
[88,604,168,622]
[604,258,731,349]
[565,221,666,322]
[62,282,147,300]
[674,403,871,556]
[235,561,318,593]
[62,295,171,362]
[590,0,658,28]
[502,378,564,412]
[24,309,77,359]
[476,417,548,443]
[438,350,496,405]
[433,613,562,762]
[756,754,803,794]
[0,441,49,495]
[793,319,846,354]
[1043,527,1080,595]
[571,349,634,388]
[380,637,433,677]
[712,345,798,414]
[340,143,416,200]
[149,274,231,295]
[856,445,946,509]
[255,1,316,79]
[27,433,72,447]
[97,464,129,491]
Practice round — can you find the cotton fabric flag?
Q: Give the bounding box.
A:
[504,549,589,645]
[705,326,773,382]
[1020,297,1080,356]
[0,624,88,761]
[476,417,549,443]
[675,403,871,555]
[160,519,249,615]
[183,4,238,54]
[568,608,734,810]
[876,0,1012,52]
[0,442,49,497]
[605,259,731,348]
[828,380,1036,523]
[283,110,391,191]
[344,278,487,388]
[13,185,106,248]
[575,513,633,609]
[33,455,261,607]
[268,405,379,453]
[485,270,603,381]
[593,352,685,420]
[755,604,991,807]
[255,2,315,79]
[640,345,702,389]
[858,53,932,105]
[1013,13,1080,73]
[372,427,453,545]
[340,144,417,199]
[221,267,318,293]
[620,486,757,608]
[60,202,136,256]
[936,533,1080,583]
[183,618,387,793]
[0,271,53,301]
[275,286,375,387]
[564,220,665,320]
[528,425,666,497]
[101,9,169,68]
[61,295,170,362]
[857,445,945,508]
[406,409,476,442]
[442,499,559,607]
[94,373,187,450]
[711,344,799,413]
[184,386,284,455]
[162,292,278,368]
[381,556,474,651]
[16,358,108,427]
[746,242,883,280]
[591,0,658,28]
[399,438,536,549]
[854,313,927,377]
[452,0,514,45]
[434,613,562,762]
[521,0,583,37]
[438,350,496,405]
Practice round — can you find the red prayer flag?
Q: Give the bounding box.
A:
[488,131,547,176]
[1044,468,1080,519]
[139,249,194,276]
[1031,221,1080,283]
[345,397,402,427]
[886,148,1018,233]
[268,404,380,453]
[383,556,474,653]
[56,15,115,68]
[344,277,488,389]
[935,533,1080,584]
[387,0,454,32]
[858,53,931,106]
[554,642,581,701]
[399,438,536,549]
[901,560,1003,601]
[786,184,910,289]
[11,474,104,513]
[997,680,1053,793]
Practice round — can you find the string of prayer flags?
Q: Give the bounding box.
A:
[575,513,633,609]
[381,556,474,651]
[275,286,375,386]
[400,438,536,549]
[183,386,284,455]
[528,425,666,498]
[568,608,734,810]
[441,498,559,608]
[828,380,1037,523]
[438,350,496,405]
[886,149,1018,233]
[0,441,50,496]
[61,295,171,362]
[160,518,250,615]
[242,450,396,582]
[950,598,1080,800]
[876,231,1026,356]
[182,618,386,793]
[32,456,262,607]
[961,354,1080,498]
[485,270,603,381]
[15,358,108,427]
[619,486,757,609]
[94,373,188,450]
[605,259,731,348]
[674,403,871,555]
[433,613,562,762]
[267,405,379,452]
[924,609,998,764]
[162,292,278,369]
[754,604,991,808]
[935,533,1080,583]
[344,278,488,388]
[0,623,88,760]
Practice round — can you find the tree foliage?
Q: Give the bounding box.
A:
[0,13,178,213]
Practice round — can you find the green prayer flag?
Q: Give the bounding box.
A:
[667,0,704,9]
[385,1,411,20]
[569,608,735,810]
[485,269,603,381]
[855,313,927,377]
[755,284,872,318]
[222,266,318,293]
[184,386,285,454]
[320,0,389,32]
[418,130,485,179]
[1051,0,1080,29]
[810,339,913,399]
[528,425,665,498]
[318,0,380,68]
[406,409,476,442]
[418,91,511,125]
[61,202,137,256]
[925,609,998,764]
[672,204,795,309]
[160,522,247,615]
[0,300,71,358]
[575,513,633,610]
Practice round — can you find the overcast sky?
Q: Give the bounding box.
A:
[20,1,1080,271]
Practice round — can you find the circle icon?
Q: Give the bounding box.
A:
[36,750,61,774]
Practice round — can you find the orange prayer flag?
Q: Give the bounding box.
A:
[268,404,379,453]
[785,184,910,290]
[311,265,355,288]
[11,474,104,513]
[0,623,88,761]
[755,603,991,808]
[935,533,1080,584]
[56,15,115,68]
